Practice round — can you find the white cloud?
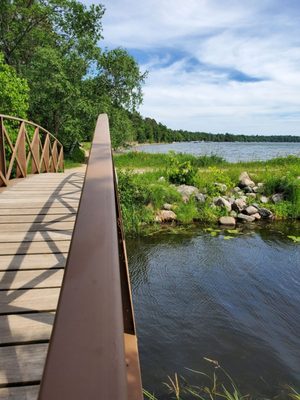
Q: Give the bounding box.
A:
[83,0,300,134]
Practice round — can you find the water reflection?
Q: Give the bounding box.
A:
[126,222,300,398]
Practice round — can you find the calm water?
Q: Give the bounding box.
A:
[127,222,300,398]
[135,142,300,162]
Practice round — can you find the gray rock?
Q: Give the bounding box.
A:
[253,213,261,220]
[243,186,254,193]
[214,197,232,211]
[163,203,173,210]
[257,182,264,188]
[214,183,227,193]
[195,193,206,203]
[230,210,237,217]
[260,195,269,204]
[258,208,273,219]
[245,205,259,215]
[155,210,177,222]
[237,213,256,222]
[252,186,259,193]
[158,176,165,182]
[219,216,236,225]
[271,193,284,204]
[233,186,242,194]
[177,185,200,202]
[246,193,256,198]
[232,198,247,212]
[239,172,255,188]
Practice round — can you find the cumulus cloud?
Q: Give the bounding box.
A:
[84,0,300,134]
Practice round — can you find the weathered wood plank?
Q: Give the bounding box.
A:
[0,269,64,289]
[0,312,54,344]
[0,214,76,223]
[0,208,76,216]
[0,385,39,400]
[0,343,48,385]
[0,241,70,255]
[0,221,75,232]
[0,288,60,313]
[0,201,79,208]
[0,231,72,243]
[0,253,67,271]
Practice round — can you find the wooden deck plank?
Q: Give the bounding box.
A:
[0,385,39,400]
[0,343,48,385]
[0,231,72,243]
[0,241,70,256]
[0,208,77,216]
[0,214,76,223]
[0,288,60,314]
[0,253,67,271]
[0,312,54,344]
[0,270,64,290]
[0,201,79,208]
[0,222,75,232]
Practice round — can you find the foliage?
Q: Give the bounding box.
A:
[0,53,29,118]
[0,0,146,157]
[168,157,197,185]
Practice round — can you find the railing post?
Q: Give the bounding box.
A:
[16,122,26,178]
[0,117,7,186]
[31,127,40,174]
[41,134,50,172]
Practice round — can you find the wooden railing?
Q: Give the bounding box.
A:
[0,115,64,186]
[38,114,143,399]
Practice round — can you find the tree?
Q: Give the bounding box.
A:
[0,53,29,118]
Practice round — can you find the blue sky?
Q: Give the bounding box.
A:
[84,0,300,135]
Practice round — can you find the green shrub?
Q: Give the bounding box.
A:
[175,201,199,224]
[145,183,181,209]
[168,155,197,185]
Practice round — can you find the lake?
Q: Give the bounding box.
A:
[135,142,300,162]
[127,222,300,398]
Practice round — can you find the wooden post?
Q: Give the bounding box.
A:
[0,117,7,186]
[16,122,26,178]
[50,140,58,172]
[41,134,50,172]
[31,127,40,174]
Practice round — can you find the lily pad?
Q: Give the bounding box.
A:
[223,236,234,240]
[287,235,300,243]
[210,231,218,237]
[226,229,240,234]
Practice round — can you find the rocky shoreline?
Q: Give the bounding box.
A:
[154,171,281,226]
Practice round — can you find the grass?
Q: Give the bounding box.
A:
[114,153,300,234]
[64,159,83,169]
[143,359,300,400]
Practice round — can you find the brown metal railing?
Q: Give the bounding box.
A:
[38,114,143,399]
[0,114,64,186]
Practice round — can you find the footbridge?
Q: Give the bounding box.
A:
[0,114,142,399]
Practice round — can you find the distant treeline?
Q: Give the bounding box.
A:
[129,113,300,143]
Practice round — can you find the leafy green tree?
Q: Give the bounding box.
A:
[0,53,29,118]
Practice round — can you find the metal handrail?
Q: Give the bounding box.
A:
[0,114,64,186]
[38,114,142,399]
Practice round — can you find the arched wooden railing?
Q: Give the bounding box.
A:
[0,115,64,187]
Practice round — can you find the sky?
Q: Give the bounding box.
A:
[84,0,300,135]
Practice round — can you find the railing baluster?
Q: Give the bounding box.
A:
[0,115,64,184]
[16,122,27,178]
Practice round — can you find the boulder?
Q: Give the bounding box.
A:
[253,213,261,220]
[232,198,247,212]
[260,195,269,204]
[245,205,259,215]
[177,185,200,202]
[237,213,256,222]
[214,183,227,193]
[271,193,284,204]
[219,216,236,226]
[258,208,273,219]
[163,203,173,210]
[233,186,243,194]
[238,172,255,188]
[195,193,206,203]
[246,193,256,199]
[243,186,254,193]
[155,210,177,222]
[214,197,232,211]
[230,210,237,217]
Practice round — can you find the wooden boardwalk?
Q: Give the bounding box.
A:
[0,167,85,399]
